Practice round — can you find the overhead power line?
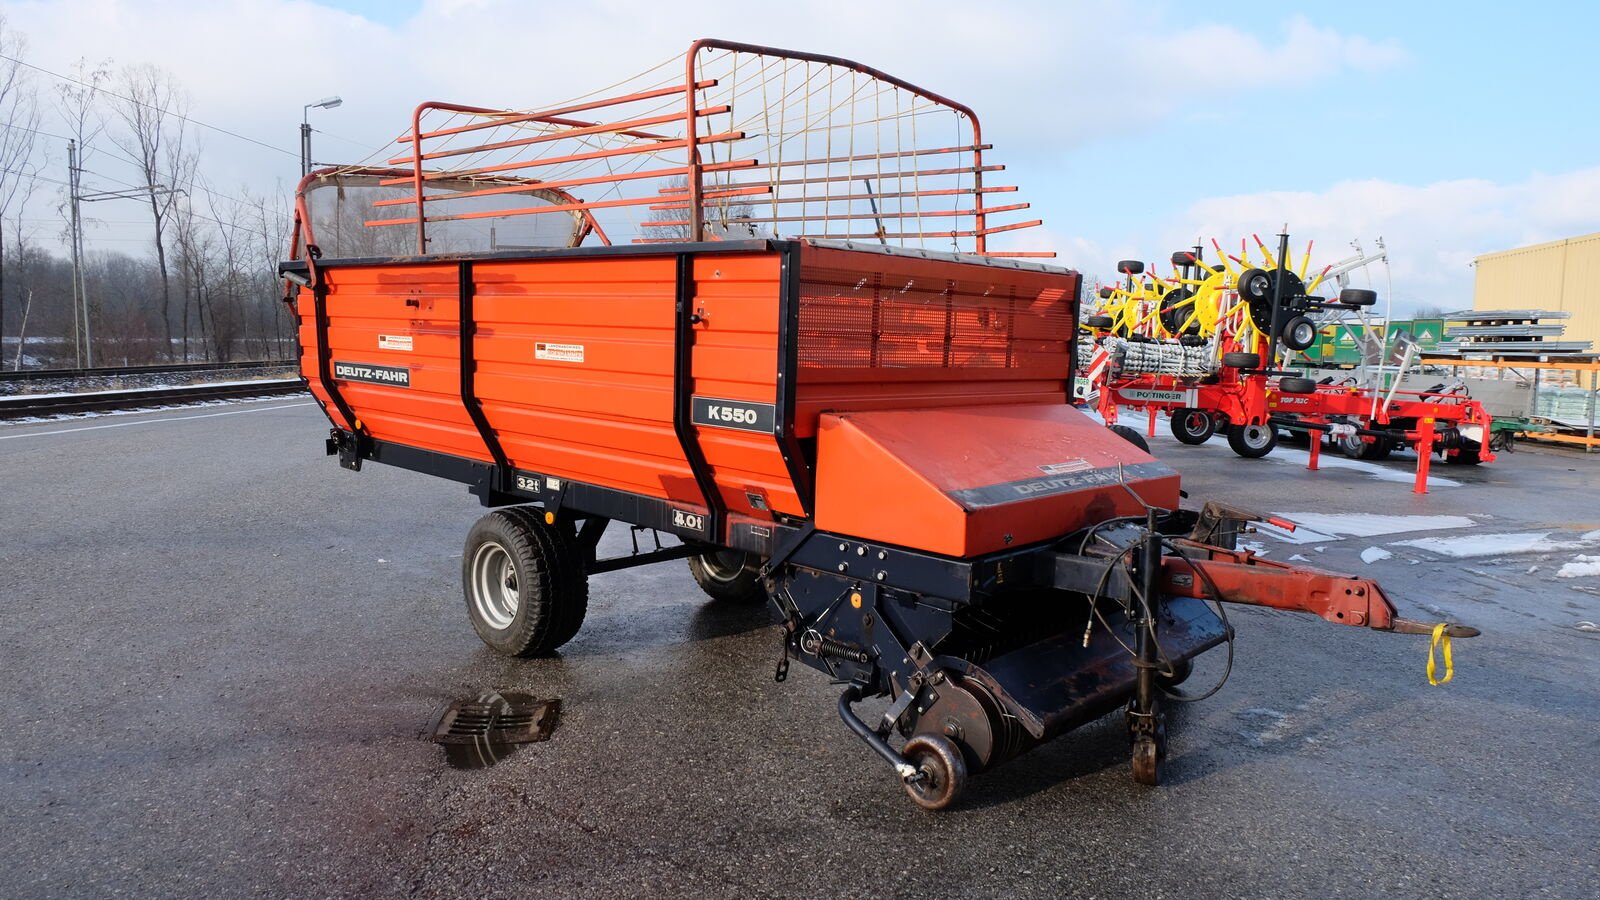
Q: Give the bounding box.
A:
[0,52,300,160]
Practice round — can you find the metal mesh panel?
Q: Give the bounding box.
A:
[798,265,1074,369]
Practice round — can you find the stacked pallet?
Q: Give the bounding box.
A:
[1435,309,1593,356]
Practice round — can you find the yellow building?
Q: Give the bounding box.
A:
[1472,231,1600,350]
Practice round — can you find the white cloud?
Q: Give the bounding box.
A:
[6,1,1407,166]
[3,0,1414,264]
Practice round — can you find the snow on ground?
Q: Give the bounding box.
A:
[1393,530,1600,559]
[2,392,305,426]
[13,378,298,400]
[1256,513,1476,545]
[1079,407,1461,487]
[1360,546,1393,564]
[1556,555,1600,579]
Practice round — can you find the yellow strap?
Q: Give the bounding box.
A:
[1427,622,1454,686]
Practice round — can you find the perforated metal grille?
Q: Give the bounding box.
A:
[797,265,1075,369]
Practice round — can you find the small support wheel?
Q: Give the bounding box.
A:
[1132,739,1161,786]
[900,734,967,811]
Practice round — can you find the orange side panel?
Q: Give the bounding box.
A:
[471,257,693,501]
[319,264,487,461]
[792,245,1080,440]
[303,251,803,526]
[687,254,802,518]
[814,403,1180,558]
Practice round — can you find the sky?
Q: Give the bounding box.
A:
[3,0,1598,313]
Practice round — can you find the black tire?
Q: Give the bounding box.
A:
[1170,408,1215,445]
[499,507,589,649]
[1158,287,1200,336]
[1117,259,1145,275]
[1227,423,1278,458]
[1237,267,1271,302]
[1085,315,1114,329]
[1170,250,1198,267]
[1222,351,1261,369]
[1340,287,1377,307]
[1279,376,1317,395]
[1097,286,1114,300]
[687,549,767,603]
[463,509,588,657]
[1445,446,1483,465]
[1109,423,1151,453]
[1280,315,1317,351]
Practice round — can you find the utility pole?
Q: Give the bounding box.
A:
[77,182,185,367]
[67,140,92,367]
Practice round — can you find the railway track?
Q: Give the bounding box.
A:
[0,359,295,385]
[0,379,307,419]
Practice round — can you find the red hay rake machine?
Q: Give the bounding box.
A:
[1084,232,1497,493]
[280,40,1475,809]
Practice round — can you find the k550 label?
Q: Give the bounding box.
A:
[691,396,776,434]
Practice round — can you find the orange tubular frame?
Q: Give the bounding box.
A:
[339,39,1042,258]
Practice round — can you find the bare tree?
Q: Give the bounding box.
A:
[111,63,189,360]
[643,175,756,240]
[248,186,294,359]
[0,16,41,357]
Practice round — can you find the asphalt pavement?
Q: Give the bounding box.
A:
[1,398,1595,898]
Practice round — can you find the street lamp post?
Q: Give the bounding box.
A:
[301,96,343,176]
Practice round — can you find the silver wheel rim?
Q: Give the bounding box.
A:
[470,540,519,630]
[1182,412,1209,437]
[1240,425,1270,448]
[699,550,749,583]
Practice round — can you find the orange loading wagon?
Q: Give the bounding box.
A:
[282,40,1474,810]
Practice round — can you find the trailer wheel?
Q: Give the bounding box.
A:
[1221,351,1260,370]
[901,734,967,811]
[1340,287,1378,307]
[1084,315,1114,329]
[1445,446,1483,465]
[1227,423,1277,458]
[463,510,586,657]
[687,549,766,603]
[1279,376,1317,395]
[1109,423,1151,453]
[500,507,589,649]
[1170,409,1215,445]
